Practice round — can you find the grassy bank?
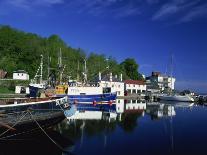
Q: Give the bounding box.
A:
[0,87,14,94]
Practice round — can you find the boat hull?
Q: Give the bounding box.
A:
[159,95,194,102]
[56,93,117,103]
[0,97,71,139]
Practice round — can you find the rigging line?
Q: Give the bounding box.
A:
[28,111,69,154]
[0,111,28,138]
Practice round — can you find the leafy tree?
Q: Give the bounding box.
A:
[120,58,143,80]
[0,25,142,82]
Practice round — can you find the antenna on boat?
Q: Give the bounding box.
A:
[32,54,43,84]
[40,54,43,84]
[83,59,87,84]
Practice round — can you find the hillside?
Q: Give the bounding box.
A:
[0,25,142,82]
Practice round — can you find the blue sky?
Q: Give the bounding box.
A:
[0,0,207,92]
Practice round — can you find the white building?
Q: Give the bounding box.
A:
[116,99,125,113]
[147,72,175,91]
[98,72,125,97]
[125,80,146,96]
[13,70,29,80]
[15,86,30,94]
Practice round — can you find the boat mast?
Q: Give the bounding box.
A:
[40,54,43,84]
[170,54,173,93]
[83,59,87,84]
[58,48,63,84]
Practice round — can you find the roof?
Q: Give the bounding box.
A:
[13,70,28,73]
[124,80,146,85]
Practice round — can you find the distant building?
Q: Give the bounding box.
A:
[146,71,175,91]
[13,70,29,80]
[97,72,125,97]
[0,69,7,79]
[15,86,30,94]
[125,80,146,96]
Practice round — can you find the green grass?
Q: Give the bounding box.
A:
[0,87,14,94]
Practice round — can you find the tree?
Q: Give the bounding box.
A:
[120,58,143,80]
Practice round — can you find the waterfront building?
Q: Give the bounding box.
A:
[125,80,146,96]
[146,71,175,92]
[13,70,29,80]
[97,72,125,97]
[15,86,30,94]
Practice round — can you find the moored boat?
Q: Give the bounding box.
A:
[159,94,194,102]
[0,96,75,139]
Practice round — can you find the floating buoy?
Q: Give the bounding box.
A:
[93,100,97,106]
[108,100,113,106]
[74,100,78,104]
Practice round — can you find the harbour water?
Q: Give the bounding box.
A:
[1,101,207,155]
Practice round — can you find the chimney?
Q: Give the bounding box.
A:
[99,72,101,81]
[120,74,123,82]
[110,72,112,82]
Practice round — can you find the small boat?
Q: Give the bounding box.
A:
[159,94,194,102]
[0,96,75,139]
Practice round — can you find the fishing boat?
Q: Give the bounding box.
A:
[0,96,75,139]
[55,84,117,111]
[54,56,117,111]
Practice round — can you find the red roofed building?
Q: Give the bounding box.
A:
[125,80,146,96]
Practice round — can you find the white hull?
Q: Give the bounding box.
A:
[67,110,117,120]
[160,95,194,102]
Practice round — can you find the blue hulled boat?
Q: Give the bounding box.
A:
[0,96,75,139]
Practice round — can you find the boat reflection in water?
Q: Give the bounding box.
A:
[58,99,197,155]
[0,100,197,155]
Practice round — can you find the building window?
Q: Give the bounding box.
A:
[132,100,136,103]
[118,100,120,103]
[142,90,146,93]
[118,91,120,95]
[127,89,131,94]
[132,89,136,94]
[137,90,141,94]
[133,84,135,87]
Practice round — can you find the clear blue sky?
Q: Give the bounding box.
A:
[0,0,207,93]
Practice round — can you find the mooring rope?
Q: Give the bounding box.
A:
[28,111,70,154]
[0,111,28,138]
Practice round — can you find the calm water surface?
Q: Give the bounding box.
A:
[1,102,207,155]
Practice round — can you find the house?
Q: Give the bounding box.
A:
[15,86,30,94]
[97,72,125,97]
[146,71,175,91]
[125,80,146,96]
[13,70,29,80]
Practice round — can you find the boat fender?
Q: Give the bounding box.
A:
[74,100,78,104]
[93,100,97,106]
[108,100,113,106]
